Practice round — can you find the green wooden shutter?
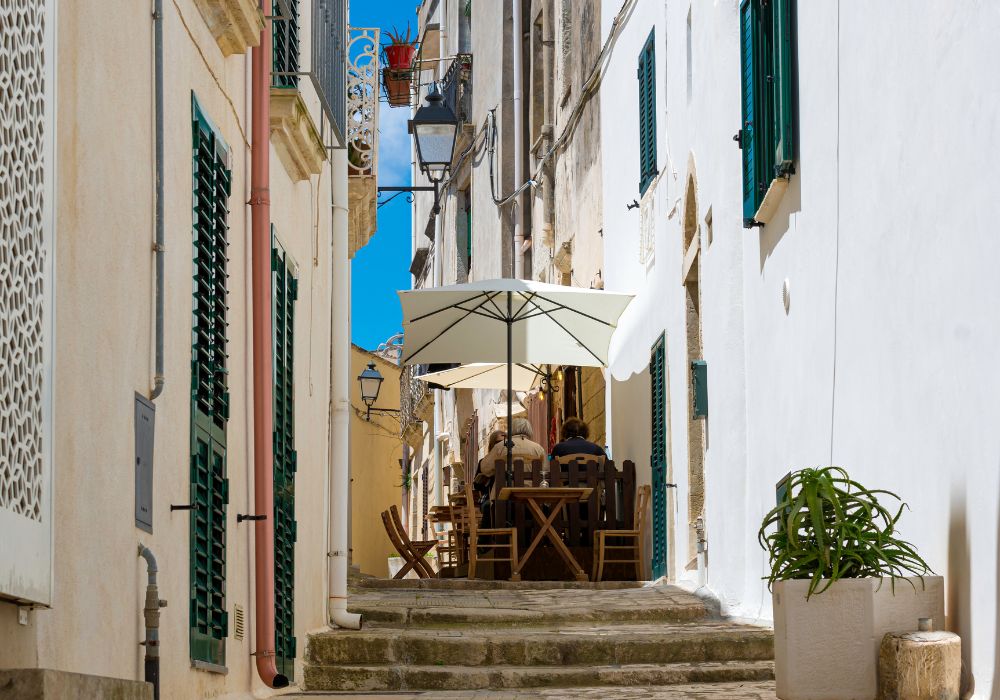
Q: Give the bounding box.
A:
[650,335,668,580]
[739,0,761,225]
[638,29,657,195]
[771,0,795,173]
[273,0,300,88]
[190,95,231,668]
[272,238,298,679]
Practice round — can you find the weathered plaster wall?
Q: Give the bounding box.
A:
[350,347,404,578]
[602,1,1000,695]
[0,0,337,697]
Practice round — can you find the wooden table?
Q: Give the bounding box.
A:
[496,486,593,582]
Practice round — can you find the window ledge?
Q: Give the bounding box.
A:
[348,175,377,257]
[753,176,790,225]
[270,88,327,182]
[192,0,264,57]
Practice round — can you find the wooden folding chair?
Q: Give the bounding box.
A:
[592,484,650,582]
[382,505,436,579]
[465,475,519,581]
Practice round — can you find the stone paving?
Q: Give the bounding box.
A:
[284,681,778,698]
[303,580,775,695]
[344,580,710,626]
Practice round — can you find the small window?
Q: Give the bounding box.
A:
[739,0,796,227]
[273,0,300,88]
[637,29,657,195]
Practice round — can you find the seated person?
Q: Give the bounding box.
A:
[479,417,547,478]
[551,417,607,460]
[476,430,506,486]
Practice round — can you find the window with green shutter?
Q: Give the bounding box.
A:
[650,334,668,580]
[739,0,795,227]
[637,29,657,195]
[190,94,231,668]
[273,0,300,88]
[272,235,298,680]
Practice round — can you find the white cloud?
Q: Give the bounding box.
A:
[377,103,412,186]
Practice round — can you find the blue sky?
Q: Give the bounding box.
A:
[350,0,418,350]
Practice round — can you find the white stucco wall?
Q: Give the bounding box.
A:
[602,1,1000,695]
[0,1,340,697]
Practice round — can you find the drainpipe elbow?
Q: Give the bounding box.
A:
[329,598,362,630]
[255,657,289,689]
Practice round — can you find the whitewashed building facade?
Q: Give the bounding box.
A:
[601,0,1000,696]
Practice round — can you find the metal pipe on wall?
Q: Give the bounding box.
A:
[150,0,165,400]
[250,2,288,687]
[512,0,525,279]
[138,545,166,700]
[329,147,362,630]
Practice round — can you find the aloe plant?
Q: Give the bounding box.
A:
[758,466,932,598]
[384,23,416,47]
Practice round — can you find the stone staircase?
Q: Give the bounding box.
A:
[302,579,775,695]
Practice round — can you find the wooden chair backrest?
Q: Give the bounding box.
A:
[634,484,651,535]
[382,508,408,557]
[463,474,479,538]
[390,504,418,546]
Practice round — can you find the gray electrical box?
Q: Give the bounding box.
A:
[135,393,155,533]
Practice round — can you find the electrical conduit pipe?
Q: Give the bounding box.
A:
[138,545,166,700]
[329,147,362,630]
[512,0,525,279]
[250,3,288,687]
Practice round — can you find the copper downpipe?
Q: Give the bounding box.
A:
[250,1,287,688]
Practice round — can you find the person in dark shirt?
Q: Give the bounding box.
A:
[550,417,607,459]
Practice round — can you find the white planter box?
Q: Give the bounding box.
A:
[773,576,944,700]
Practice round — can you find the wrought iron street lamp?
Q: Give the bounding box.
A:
[408,83,459,213]
[357,362,400,421]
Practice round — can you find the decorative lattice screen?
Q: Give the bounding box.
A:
[0,0,48,522]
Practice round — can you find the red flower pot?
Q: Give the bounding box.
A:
[384,44,416,71]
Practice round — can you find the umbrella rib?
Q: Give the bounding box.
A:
[526,293,618,327]
[408,291,499,323]
[511,292,538,321]
[520,295,607,366]
[403,292,502,362]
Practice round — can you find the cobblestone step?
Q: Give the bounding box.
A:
[354,578,645,591]
[346,584,708,627]
[303,659,774,692]
[307,623,773,667]
[285,680,778,698]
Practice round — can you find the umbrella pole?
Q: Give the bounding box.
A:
[506,292,513,482]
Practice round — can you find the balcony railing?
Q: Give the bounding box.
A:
[311,0,348,145]
[441,53,473,124]
[347,27,379,177]
[400,364,431,438]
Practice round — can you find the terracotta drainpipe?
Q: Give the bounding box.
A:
[250,1,288,688]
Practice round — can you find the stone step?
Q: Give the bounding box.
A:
[283,680,778,698]
[346,585,709,627]
[307,623,774,668]
[354,578,646,591]
[303,659,775,692]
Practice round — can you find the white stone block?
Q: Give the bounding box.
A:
[773,576,945,700]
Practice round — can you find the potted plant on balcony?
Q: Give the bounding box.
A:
[759,466,943,700]
[382,24,417,107]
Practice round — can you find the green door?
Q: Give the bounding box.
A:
[650,335,668,579]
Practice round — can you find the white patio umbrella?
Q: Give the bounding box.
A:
[414,362,543,391]
[399,278,633,473]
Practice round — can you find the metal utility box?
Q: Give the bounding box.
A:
[134,393,155,533]
[691,360,708,418]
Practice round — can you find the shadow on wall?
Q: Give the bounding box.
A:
[948,484,975,697]
[758,172,802,273]
[610,367,653,577]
